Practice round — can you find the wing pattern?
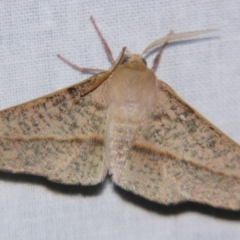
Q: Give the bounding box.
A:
[0,72,110,185]
[116,81,240,209]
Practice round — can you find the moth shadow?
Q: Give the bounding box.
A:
[114,185,240,220]
[0,171,105,196]
[1,171,240,220]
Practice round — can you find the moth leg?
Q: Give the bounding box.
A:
[58,17,114,73]
[90,16,115,64]
[57,54,105,73]
[152,30,173,71]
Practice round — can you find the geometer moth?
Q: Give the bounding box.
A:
[0,17,239,210]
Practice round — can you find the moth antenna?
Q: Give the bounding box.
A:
[90,16,115,64]
[142,29,217,56]
[80,47,126,95]
[57,54,105,73]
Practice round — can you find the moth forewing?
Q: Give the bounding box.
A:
[0,48,125,185]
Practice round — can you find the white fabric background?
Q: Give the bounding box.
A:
[0,1,240,240]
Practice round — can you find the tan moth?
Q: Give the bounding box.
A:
[0,17,239,210]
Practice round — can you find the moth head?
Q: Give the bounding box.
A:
[120,49,147,68]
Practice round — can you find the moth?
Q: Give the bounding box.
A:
[0,17,239,210]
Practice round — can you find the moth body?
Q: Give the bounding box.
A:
[105,54,156,181]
